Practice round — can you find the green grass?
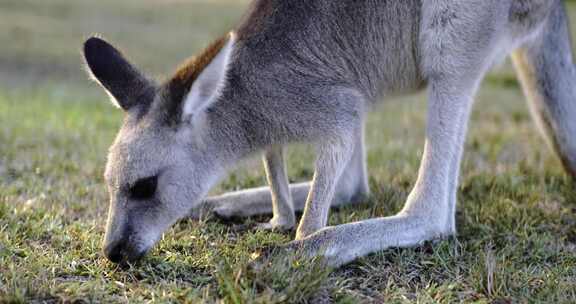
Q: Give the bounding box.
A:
[1,1,576,303]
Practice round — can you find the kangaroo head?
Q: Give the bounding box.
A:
[83,33,236,263]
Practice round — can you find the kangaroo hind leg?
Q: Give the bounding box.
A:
[511,2,576,178]
[288,1,506,266]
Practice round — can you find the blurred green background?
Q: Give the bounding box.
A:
[0,0,249,90]
[1,1,576,303]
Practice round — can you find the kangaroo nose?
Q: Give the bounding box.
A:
[104,241,125,264]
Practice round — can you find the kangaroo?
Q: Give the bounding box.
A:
[83,0,576,266]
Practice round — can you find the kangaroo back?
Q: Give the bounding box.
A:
[235,0,425,102]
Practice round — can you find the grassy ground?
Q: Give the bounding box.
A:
[1,1,576,303]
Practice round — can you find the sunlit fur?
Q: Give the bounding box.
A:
[84,0,575,265]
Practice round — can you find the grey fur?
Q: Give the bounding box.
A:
[83,0,575,266]
[260,145,295,230]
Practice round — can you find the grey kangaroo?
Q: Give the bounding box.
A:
[83,0,576,266]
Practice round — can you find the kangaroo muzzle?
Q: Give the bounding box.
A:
[102,224,148,264]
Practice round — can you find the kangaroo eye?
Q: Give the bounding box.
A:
[129,176,157,200]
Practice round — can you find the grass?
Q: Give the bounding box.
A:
[1,1,576,303]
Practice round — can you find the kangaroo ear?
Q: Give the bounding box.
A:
[83,37,155,111]
[181,33,235,120]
